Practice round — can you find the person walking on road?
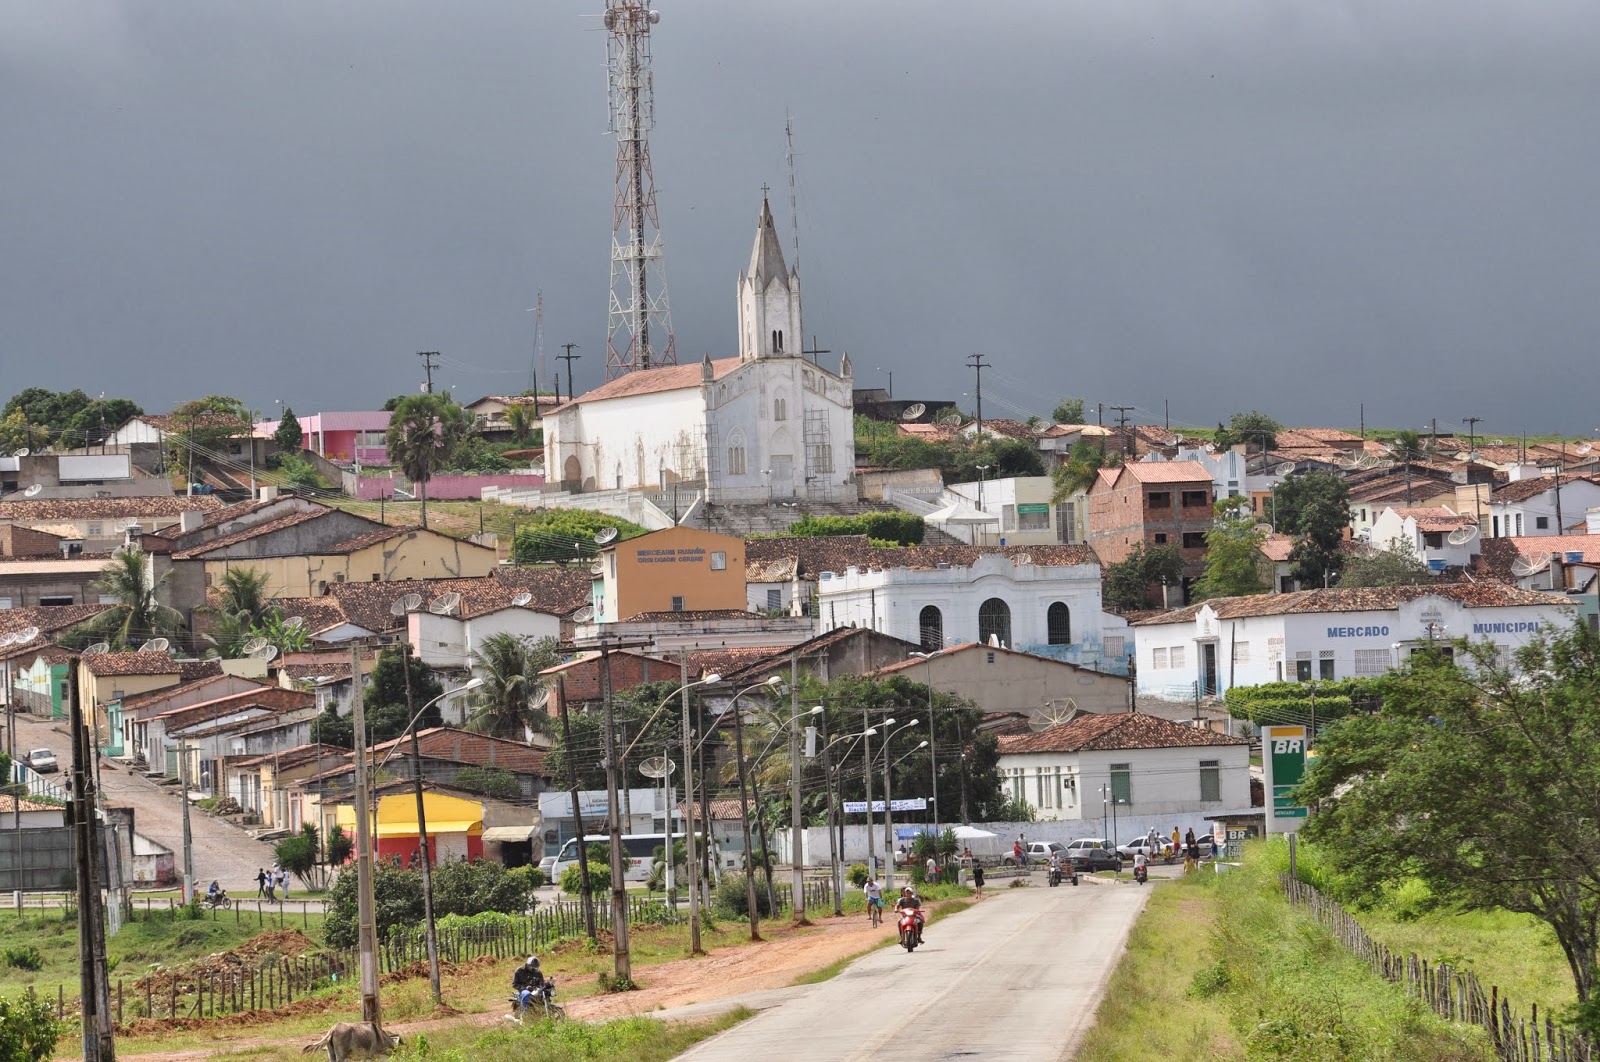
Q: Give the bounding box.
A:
[256,867,268,897]
[278,866,290,899]
[1184,828,1199,870]
[971,862,985,900]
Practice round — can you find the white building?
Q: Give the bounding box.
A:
[1367,505,1481,572]
[542,198,855,504]
[1132,585,1576,701]
[1487,474,1600,539]
[942,476,1080,546]
[816,546,1127,671]
[996,712,1250,823]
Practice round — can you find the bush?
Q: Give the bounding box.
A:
[512,510,649,564]
[847,863,869,887]
[325,863,423,948]
[712,873,773,919]
[0,993,64,1062]
[789,512,924,546]
[452,767,522,800]
[430,859,537,917]
[560,861,610,897]
[0,946,42,972]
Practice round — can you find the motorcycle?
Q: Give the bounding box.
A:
[1048,865,1061,887]
[201,891,231,910]
[1133,864,1148,885]
[507,978,565,1023]
[897,907,923,953]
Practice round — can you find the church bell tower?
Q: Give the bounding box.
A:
[737,195,803,361]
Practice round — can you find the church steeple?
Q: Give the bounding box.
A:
[738,192,802,361]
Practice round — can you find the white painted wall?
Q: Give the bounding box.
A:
[996,744,1250,822]
[1490,481,1600,539]
[1369,508,1479,569]
[409,607,562,674]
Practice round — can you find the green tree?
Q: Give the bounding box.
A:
[1227,410,1283,453]
[275,453,327,489]
[506,402,538,446]
[0,991,65,1062]
[273,407,303,454]
[0,411,50,454]
[859,434,955,473]
[1270,471,1350,536]
[1103,543,1185,611]
[1390,429,1428,461]
[2,387,92,439]
[1338,538,1433,587]
[88,548,183,648]
[1051,439,1118,501]
[167,395,251,462]
[1192,501,1268,601]
[511,509,648,564]
[68,397,143,447]
[1051,397,1087,425]
[201,567,274,658]
[1288,495,1349,588]
[312,648,444,750]
[274,823,325,889]
[445,435,512,473]
[466,633,561,739]
[949,437,1044,482]
[1297,623,1600,1022]
[385,393,472,528]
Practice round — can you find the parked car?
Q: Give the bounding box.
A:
[1002,841,1068,866]
[537,854,558,882]
[1116,836,1175,861]
[1065,838,1123,873]
[25,748,58,773]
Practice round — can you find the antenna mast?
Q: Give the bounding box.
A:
[785,113,801,274]
[528,290,545,393]
[604,0,675,380]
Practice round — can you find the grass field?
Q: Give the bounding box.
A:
[1077,848,1494,1061]
[390,1008,752,1062]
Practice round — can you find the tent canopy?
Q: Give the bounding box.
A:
[926,501,999,525]
[952,826,997,840]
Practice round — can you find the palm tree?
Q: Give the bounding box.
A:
[202,567,274,658]
[466,634,561,740]
[91,548,183,648]
[385,393,472,529]
[506,401,537,446]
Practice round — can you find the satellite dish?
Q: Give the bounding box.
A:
[1012,553,1033,566]
[594,527,619,546]
[283,616,305,630]
[240,637,270,655]
[428,592,461,615]
[389,599,408,617]
[13,627,40,646]
[571,604,594,622]
[589,562,605,576]
[23,484,42,497]
[637,755,674,779]
[1512,552,1553,578]
[1579,444,1594,456]
[511,591,533,607]
[901,403,927,421]
[1446,525,1479,546]
[0,634,14,648]
[1356,527,1372,541]
[1203,442,1216,453]
[1033,698,1078,731]
[139,637,170,653]
[937,411,963,427]
[83,642,111,655]
[251,644,279,662]
[402,592,423,613]
[1273,462,1297,476]
[13,448,28,458]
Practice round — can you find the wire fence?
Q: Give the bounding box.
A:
[1280,874,1593,1062]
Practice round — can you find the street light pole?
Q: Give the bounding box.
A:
[879,718,918,893]
[909,651,942,833]
[788,655,807,924]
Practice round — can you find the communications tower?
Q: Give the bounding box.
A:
[604,0,675,379]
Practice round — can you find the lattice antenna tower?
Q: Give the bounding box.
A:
[785,113,801,274]
[527,289,545,393]
[604,1,676,379]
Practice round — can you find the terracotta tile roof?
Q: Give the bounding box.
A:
[0,496,224,522]
[1475,535,1600,583]
[678,799,753,821]
[1133,583,1568,625]
[326,525,413,553]
[979,711,1035,736]
[367,727,547,777]
[1040,424,1114,438]
[1115,461,1213,485]
[259,598,355,635]
[0,640,78,664]
[540,649,673,676]
[148,498,280,540]
[491,567,594,616]
[0,796,60,813]
[685,645,792,681]
[896,422,959,442]
[170,508,333,558]
[0,604,110,639]
[82,651,180,677]
[968,419,1036,440]
[1387,506,1475,532]
[1258,534,1296,563]
[555,358,741,408]
[119,673,241,711]
[1491,474,1600,504]
[156,685,313,729]
[873,641,1107,677]
[278,662,353,681]
[177,659,224,682]
[716,627,918,685]
[746,536,1098,580]
[233,742,349,771]
[998,712,1247,754]
[1129,425,1180,447]
[326,570,589,633]
[1285,427,1364,445]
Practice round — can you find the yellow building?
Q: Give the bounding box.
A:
[594,526,746,622]
[334,789,486,865]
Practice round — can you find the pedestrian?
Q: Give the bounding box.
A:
[255,867,267,898]
[926,855,938,882]
[1012,838,1025,866]
[265,875,276,902]
[971,862,985,900]
[1185,827,1199,869]
[278,867,290,899]
[1170,826,1181,859]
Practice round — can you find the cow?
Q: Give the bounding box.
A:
[302,1022,403,1062]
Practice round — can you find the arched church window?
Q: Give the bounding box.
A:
[774,397,787,422]
[776,329,784,353]
[1047,602,1072,645]
[918,606,943,652]
[978,598,1012,648]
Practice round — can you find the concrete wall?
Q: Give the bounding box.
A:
[353,473,546,500]
[600,527,747,622]
[857,467,943,502]
[889,646,1129,718]
[997,745,1250,822]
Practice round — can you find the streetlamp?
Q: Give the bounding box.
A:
[878,718,920,892]
[738,702,823,918]
[726,676,782,940]
[864,716,894,881]
[877,367,893,399]
[372,676,484,1004]
[819,724,876,913]
[907,650,943,833]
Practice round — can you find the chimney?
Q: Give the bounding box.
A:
[1587,507,1600,536]
[179,511,205,533]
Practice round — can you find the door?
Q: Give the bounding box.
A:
[770,455,794,497]
[1201,642,1219,696]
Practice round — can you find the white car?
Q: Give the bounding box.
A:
[25,748,59,773]
[1116,836,1175,861]
[537,854,557,882]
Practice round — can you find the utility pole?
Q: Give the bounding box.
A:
[1111,405,1135,458]
[400,647,441,1004]
[788,655,806,925]
[599,643,633,980]
[862,711,876,881]
[965,353,989,441]
[730,688,762,939]
[69,660,115,1062]
[1096,402,1106,458]
[1463,416,1482,455]
[417,351,439,394]
[350,641,381,1026]
[555,678,596,941]
[178,735,194,903]
[559,343,581,401]
[679,654,701,953]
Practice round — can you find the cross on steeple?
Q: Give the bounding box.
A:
[760,182,771,200]
[802,335,830,365]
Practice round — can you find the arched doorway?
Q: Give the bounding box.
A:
[977,598,1012,648]
[1047,602,1072,645]
[918,605,943,652]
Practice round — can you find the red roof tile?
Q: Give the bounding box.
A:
[1134,583,1566,624]
[367,727,547,777]
[998,712,1247,754]
[555,358,741,408]
[1115,461,1213,485]
[82,651,181,677]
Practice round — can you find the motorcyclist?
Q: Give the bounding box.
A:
[895,886,925,944]
[1048,851,1062,884]
[1133,850,1148,881]
[206,880,223,902]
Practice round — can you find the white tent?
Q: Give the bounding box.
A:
[925,500,999,526]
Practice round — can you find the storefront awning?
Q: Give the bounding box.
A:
[481,825,538,843]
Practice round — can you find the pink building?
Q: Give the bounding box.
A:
[257,412,391,466]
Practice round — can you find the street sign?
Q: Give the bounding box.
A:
[842,799,928,814]
[1263,724,1308,832]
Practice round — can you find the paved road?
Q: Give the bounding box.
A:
[12,711,282,894]
[674,879,1150,1062]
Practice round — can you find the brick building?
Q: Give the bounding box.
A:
[1088,461,1214,602]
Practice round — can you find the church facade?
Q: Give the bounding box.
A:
[542,199,856,504]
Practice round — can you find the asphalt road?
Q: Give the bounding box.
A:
[674,878,1150,1062]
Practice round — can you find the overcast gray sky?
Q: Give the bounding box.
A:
[4,1,1599,436]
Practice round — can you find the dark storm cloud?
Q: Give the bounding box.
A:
[3,0,1598,435]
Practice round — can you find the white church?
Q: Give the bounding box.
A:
[542,199,857,504]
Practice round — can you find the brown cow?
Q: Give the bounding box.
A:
[302,1022,403,1062]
